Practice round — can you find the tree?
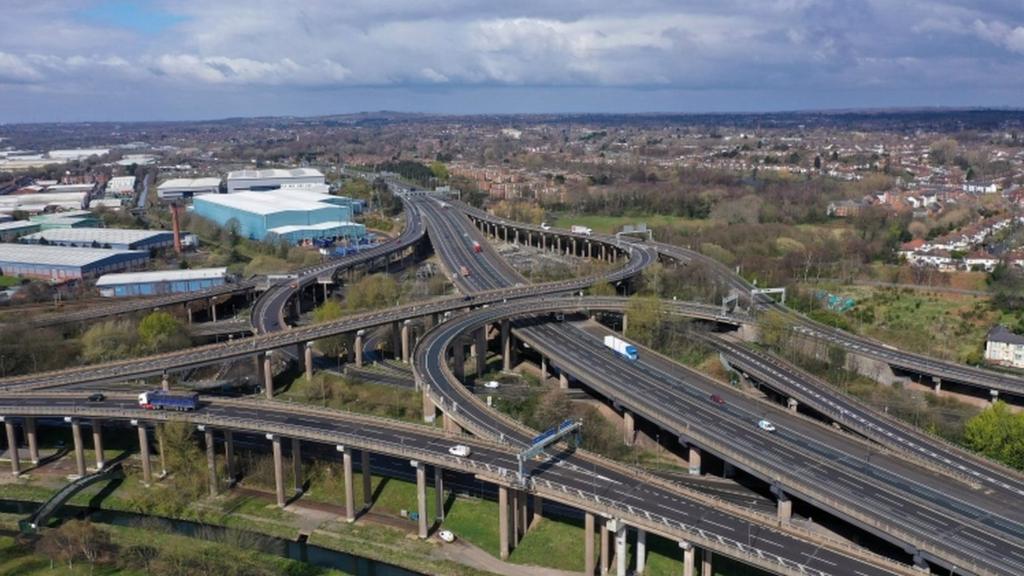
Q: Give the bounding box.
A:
[624,296,661,347]
[81,320,137,363]
[138,311,189,353]
[429,161,449,182]
[344,274,401,312]
[965,401,1024,470]
[36,520,115,570]
[312,300,348,359]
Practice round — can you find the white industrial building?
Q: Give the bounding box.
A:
[106,176,136,198]
[157,177,223,200]
[96,268,228,298]
[47,148,111,161]
[226,168,325,193]
[0,192,88,215]
[20,228,176,251]
[0,244,148,281]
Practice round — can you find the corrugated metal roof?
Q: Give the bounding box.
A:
[22,228,172,245]
[95,267,228,286]
[0,244,146,267]
[0,221,39,231]
[226,168,324,180]
[158,177,222,190]
[194,190,338,215]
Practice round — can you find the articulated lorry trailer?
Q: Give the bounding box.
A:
[603,335,638,361]
[138,390,199,411]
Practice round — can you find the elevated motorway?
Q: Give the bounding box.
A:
[424,202,1024,575]
[0,393,916,576]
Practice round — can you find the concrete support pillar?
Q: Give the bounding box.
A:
[688,445,701,476]
[532,493,543,525]
[453,342,465,381]
[613,521,627,576]
[161,371,170,391]
[157,426,167,478]
[71,419,86,477]
[354,330,365,368]
[475,327,487,376]
[601,244,607,260]
[600,519,611,575]
[341,447,355,522]
[204,427,218,497]
[209,298,218,322]
[510,490,520,546]
[224,430,236,484]
[559,370,569,390]
[499,486,510,560]
[585,512,596,575]
[271,435,286,507]
[25,418,38,464]
[422,387,437,423]
[518,490,528,539]
[361,450,372,509]
[787,398,799,413]
[186,306,193,325]
[588,242,593,259]
[136,423,152,485]
[500,320,511,372]
[623,411,635,447]
[636,529,647,574]
[680,542,695,576]
[541,234,546,250]
[701,549,713,576]
[434,466,445,522]
[515,229,520,245]
[540,355,548,382]
[291,438,303,493]
[991,389,999,404]
[622,313,628,336]
[91,419,104,470]
[572,238,577,256]
[5,421,19,476]
[414,460,428,539]
[401,320,411,363]
[263,351,274,399]
[391,321,401,360]
[304,342,314,381]
[778,495,792,523]
[556,236,562,253]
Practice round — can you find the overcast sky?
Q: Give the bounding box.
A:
[1,0,1022,122]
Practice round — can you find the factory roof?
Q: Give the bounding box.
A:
[22,228,172,245]
[106,176,136,192]
[194,190,339,215]
[96,267,228,287]
[268,222,357,235]
[0,220,39,231]
[158,177,222,190]
[0,243,145,267]
[226,168,324,180]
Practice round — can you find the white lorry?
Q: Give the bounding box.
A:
[603,335,638,361]
[571,225,593,236]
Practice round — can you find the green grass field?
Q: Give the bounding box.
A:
[0,276,21,289]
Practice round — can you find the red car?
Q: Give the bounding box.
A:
[709,394,725,405]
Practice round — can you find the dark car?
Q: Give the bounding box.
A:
[709,394,725,405]
[87,393,106,402]
[462,295,475,302]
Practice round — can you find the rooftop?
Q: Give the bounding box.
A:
[96,267,228,286]
[194,189,340,215]
[226,168,324,180]
[158,177,222,190]
[0,220,39,231]
[22,228,172,245]
[0,243,145,267]
[988,325,1024,346]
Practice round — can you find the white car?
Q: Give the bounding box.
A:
[758,419,777,433]
[484,380,500,389]
[540,222,551,230]
[438,529,456,543]
[448,445,472,457]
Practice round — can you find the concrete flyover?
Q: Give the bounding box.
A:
[0,392,917,576]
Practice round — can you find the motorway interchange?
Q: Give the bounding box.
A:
[1,185,1023,576]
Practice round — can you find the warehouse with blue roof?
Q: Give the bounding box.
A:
[192,188,365,244]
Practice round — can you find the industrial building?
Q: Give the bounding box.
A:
[106,176,136,198]
[29,211,102,230]
[20,228,175,251]
[157,177,222,200]
[0,220,41,242]
[0,244,148,281]
[192,188,364,244]
[0,191,88,215]
[226,168,324,193]
[96,267,229,298]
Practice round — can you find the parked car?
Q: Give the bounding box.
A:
[87,393,106,402]
[448,444,472,457]
[484,380,500,389]
[757,419,776,433]
[438,530,456,543]
[709,394,725,405]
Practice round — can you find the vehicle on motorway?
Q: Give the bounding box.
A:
[440,201,450,208]
[571,225,593,236]
[462,295,474,302]
[757,419,776,432]
[603,335,638,361]
[472,241,482,253]
[540,222,551,230]
[437,530,456,543]
[87,393,105,402]
[139,390,199,411]
[448,444,472,457]
[484,380,500,389]
[459,265,471,277]
[709,394,725,405]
